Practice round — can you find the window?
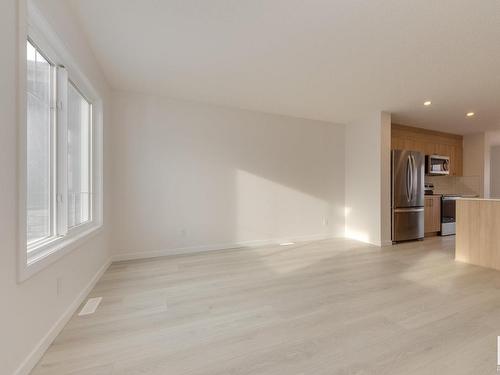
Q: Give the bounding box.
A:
[67,82,92,228]
[22,32,102,277]
[26,40,55,246]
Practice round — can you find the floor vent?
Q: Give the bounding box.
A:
[78,297,103,316]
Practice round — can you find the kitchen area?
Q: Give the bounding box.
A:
[391,124,480,242]
[390,123,500,274]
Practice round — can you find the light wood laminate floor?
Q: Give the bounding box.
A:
[32,237,500,375]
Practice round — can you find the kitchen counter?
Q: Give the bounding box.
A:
[455,199,500,270]
[458,197,500,201]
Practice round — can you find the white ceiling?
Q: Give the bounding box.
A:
[67,0,500,134]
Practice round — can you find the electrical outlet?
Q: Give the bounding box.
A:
[323,218,329,226]
[56,277,63,297]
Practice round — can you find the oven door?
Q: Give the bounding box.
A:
[441,197,457,235]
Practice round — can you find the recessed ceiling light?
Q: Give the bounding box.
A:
[424,101,432,106]
[466,112,475,117]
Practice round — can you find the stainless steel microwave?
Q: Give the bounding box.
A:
[426,155,450,175]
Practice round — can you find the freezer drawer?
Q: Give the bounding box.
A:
[392,208,424,242]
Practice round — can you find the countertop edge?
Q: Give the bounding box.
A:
[457,197,500,202]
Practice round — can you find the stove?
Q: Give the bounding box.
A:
[441,195,460,236]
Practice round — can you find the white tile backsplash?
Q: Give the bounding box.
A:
[425,175,480,196]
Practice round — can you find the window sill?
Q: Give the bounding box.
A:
[18,223,103,283]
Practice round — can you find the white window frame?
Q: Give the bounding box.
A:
[25,37,57,251]
[18,1,104,282]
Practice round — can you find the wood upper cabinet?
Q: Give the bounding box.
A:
[424,195,441,234]
[391,124,463,176]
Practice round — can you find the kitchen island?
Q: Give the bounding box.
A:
[455,198,500,270]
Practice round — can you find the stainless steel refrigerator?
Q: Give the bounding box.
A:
[392,150,424,242]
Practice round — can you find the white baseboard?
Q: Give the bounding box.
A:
[112,233,338,262]
[14,258,112,375]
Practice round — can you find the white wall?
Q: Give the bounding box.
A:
[462,131,500,198]
[0,1,111,374]
[485,131,500,198]
[463,133,486,197]
[345,112,391,246]
[380,112,392,246]
[490,145,500,198]
[110,91,346,259]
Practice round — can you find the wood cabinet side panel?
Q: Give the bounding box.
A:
[456,200,500,270]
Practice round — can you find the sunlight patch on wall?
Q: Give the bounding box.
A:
[344,206,352,217]
[344,228,371,244]
[344,206,371,243]
[236,169,329,242]
[236,170,332,274]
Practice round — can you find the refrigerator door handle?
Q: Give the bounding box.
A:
[406,156,412,202]
[405,156,410,202]
[411,154,416,202]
